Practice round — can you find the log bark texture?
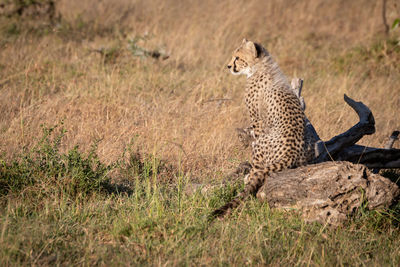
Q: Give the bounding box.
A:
[256,161,400,225]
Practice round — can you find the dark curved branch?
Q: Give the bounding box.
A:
[316,94,375,162]
[337,145,400,169]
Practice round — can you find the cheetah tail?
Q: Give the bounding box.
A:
[210,194,244,219]
[209,170,265,220]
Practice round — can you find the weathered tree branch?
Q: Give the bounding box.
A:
[385,131,399,149]
[382,0,390,35]
[315,95,376,163]
[290,78,323,159]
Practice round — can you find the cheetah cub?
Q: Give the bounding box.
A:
[212,39,306,218]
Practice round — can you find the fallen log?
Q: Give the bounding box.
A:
[256,161,400,225]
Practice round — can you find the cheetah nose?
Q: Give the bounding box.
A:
[227,65,232,69]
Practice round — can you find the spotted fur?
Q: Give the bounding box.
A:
[212,39,307,218]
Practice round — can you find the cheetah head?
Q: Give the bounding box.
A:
[227,39,266,77]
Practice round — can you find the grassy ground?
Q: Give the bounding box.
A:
[1,0,400,265]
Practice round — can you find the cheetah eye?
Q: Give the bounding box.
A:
[235,57,239,60]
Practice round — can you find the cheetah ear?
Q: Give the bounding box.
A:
[242,38,248,44]
[244,40,258,58]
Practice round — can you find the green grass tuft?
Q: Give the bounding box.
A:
[0,124,112,199]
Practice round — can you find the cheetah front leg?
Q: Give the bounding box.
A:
[236,120,265,148]
[244,137,269,185]
[236,126,255,148]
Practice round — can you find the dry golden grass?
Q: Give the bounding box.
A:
[0,0,399,181]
